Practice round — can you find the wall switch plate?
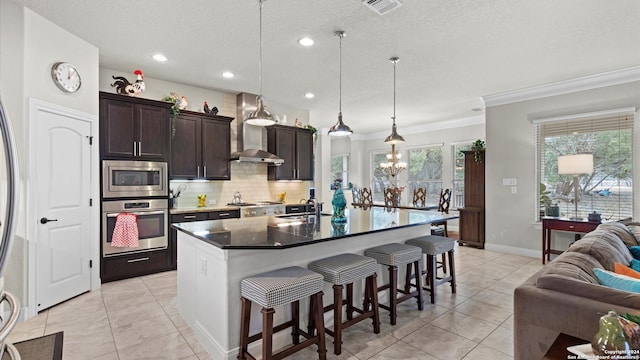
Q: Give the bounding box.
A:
[503,178,517,186]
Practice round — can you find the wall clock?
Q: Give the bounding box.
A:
[51,62,81,93]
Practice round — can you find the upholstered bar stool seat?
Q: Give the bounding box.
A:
[406,235,457,304]
[238,266,327,360]
[308,254,380,355]
[364,243,424,325]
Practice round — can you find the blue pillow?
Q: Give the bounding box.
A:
[631,259,640,272]
[594,268,640,293]
[630,246,640,260]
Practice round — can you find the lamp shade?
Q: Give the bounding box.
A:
[557,154,593,175]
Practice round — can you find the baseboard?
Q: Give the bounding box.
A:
[3,306,29,326]
[484,243,539,259]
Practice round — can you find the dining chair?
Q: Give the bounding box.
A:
[383,188,398,211]
[412,187,426,208]
[431,189,452,272]
[351,186,362,208]
[361,187,373,210]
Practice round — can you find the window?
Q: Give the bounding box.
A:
[371,151,392,202]
[452,142,473,209]
[407,146,443,205]
[331,154,349,187]
[536,110,634,221]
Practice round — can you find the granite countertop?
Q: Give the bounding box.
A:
[172,208,458,249]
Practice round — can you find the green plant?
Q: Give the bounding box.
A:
[540,183,552,208]
[162,94,180,138]
[470,139,485,163]
[304,124,318,141]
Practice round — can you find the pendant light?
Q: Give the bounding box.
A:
[246,0,276,126]
[384,57,404,144]
[380,57,407,178]
[328,31,353,136]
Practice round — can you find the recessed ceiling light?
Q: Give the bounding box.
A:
[304,93,315,99]
[152,54,168,62]
[222,71,235,78]
[298,37,314,47]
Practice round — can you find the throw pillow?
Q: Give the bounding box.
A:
[614,262,640,280]
[594,268,640,293]
[630,246,640,260]
[631,259,640,272]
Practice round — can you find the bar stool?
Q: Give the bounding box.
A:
[238,266,327,360]
[364,243,424,325]
[308,254,380,355]
[406,235,457,304]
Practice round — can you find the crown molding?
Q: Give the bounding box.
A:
[482,65,640,107]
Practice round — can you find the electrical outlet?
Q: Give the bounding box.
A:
[201,258,207,276]
[511,187,517,194]
[208,199,216,205]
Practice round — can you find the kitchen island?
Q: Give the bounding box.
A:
[174,208,458,360]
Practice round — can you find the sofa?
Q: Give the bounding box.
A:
[514,221,640,360]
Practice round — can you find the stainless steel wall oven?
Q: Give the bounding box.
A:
[102,199,168,256]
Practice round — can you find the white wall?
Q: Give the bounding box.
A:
[0,0,100,310]
[485,79,640,257]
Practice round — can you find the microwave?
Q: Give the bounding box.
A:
[102,160,168,198]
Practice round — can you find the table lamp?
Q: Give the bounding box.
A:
[557,154,593,220]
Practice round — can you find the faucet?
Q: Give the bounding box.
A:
[306,198,322,218]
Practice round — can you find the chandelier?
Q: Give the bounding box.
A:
[380,144,407,177]
[380,57,406,178]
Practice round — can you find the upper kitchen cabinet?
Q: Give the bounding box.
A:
[100,92,171,161]
[171,110,233,180]
[266,125,314,181]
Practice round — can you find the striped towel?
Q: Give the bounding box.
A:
[111,213,139,248]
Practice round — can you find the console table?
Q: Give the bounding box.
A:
[541,217,600,264]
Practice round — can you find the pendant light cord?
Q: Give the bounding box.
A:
[259,0,264,97]
[390,57,399,125]
[338,33,342,113]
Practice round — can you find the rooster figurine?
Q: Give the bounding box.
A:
[179,96,188,110]
[203,101,219,115]
[110,69,145,97]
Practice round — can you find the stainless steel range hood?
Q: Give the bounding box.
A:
[230,93,284,165]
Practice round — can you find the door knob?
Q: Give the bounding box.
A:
[40,217,58,224]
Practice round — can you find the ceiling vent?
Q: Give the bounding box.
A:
[363,0,403,15]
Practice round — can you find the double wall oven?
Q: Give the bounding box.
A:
[101,160,169,257]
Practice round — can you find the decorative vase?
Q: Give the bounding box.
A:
[331,185,347,223]
[591,311,633,357]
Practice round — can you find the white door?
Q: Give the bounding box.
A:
[34,106,92,311]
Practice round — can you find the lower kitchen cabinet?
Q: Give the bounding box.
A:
[101,249,169,283]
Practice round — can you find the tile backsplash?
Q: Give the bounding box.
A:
[170,162,310,208]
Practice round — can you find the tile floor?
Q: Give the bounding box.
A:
[7,245,543,360]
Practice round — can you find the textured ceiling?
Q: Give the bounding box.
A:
[13,0,640,134]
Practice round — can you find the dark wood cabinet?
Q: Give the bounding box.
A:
[169,210,240,269]
[266,125,314,181]
[99,92,171,161]
[171,110,233,180]
[101,249,169,283]
[459,150,485,248]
